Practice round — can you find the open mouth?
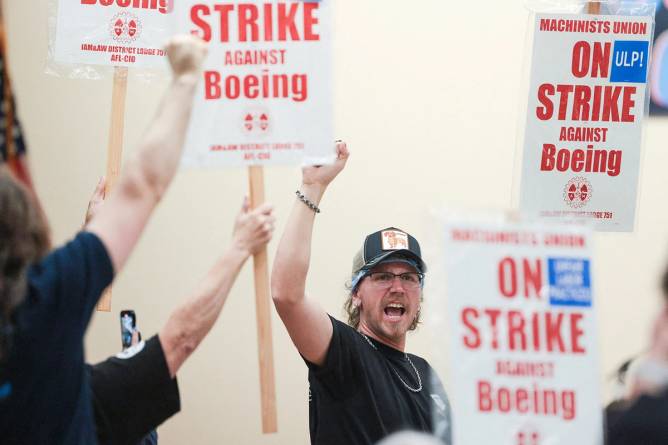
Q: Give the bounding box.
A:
[384,303,406,319]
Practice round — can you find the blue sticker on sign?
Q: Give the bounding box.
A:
[548,258,592,307]
[610,40,649,83]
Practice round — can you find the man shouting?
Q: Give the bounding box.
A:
[271,142,451,445]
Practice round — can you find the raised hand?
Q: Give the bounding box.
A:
[165,34,208,77]
[232,198,275,256]
[301,140,350,190]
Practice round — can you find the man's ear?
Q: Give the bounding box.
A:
[352,293,362,309]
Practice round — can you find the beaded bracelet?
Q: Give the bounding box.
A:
[296,190,321,213]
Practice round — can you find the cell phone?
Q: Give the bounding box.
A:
[120,310,136,350]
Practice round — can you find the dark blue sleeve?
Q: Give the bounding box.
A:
[28,231,114,333]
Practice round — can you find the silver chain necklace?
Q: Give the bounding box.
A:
[359,332,423,393]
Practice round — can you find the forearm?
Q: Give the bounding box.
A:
[271,184,325,304]
[159,244,249,377]
[132,73,199,200]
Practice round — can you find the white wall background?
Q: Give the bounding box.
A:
[4,1,668,444]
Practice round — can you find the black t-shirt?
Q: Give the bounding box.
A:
[89,334,180,445]
[306,316,452,445]
[0,232,114,444]
[606,389,668,445]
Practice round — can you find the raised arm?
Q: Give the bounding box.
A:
[86,35,207,273]
[271,141,349,366]
[159,199,275,377]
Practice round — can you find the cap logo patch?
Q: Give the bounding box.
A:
[381,230,408,250]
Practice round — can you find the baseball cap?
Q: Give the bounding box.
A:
[351,227,426,276]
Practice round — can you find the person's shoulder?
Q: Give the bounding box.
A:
[321,315,368,356]
[29,231,108,282]
[61,231,113,277]
[407,351,441,377]
[70,231,110,259]
[23,231,113,319]
[407,350,430,366]
[328,315,359,339]
[328,315,351,331]
[31,232,108,272]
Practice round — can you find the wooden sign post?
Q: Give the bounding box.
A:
[96,66,128,312]
[248,166,278,433]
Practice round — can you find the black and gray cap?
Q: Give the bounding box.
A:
[351,227,426,276]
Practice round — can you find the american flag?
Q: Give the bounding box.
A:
[0,16,47,226]
[0,19,32,186]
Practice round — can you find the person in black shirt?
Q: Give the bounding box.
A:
[271,142,451,445]
[89,328,164,445]
[605,263,668,445]
[0,35,210,444]
[83,181,275,445]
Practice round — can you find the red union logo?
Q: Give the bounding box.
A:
[241,108,271,136]
[259,113,269,130]
[109,12,142,43]
[114,19,123,36]
[563,176,592,209]
[516,430,540,445]
[128,20,137,37]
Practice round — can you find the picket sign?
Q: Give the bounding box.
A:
[518,0,653,231]
[174,0,335,432]
[443,215,601,445]
[248,166,277,433]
